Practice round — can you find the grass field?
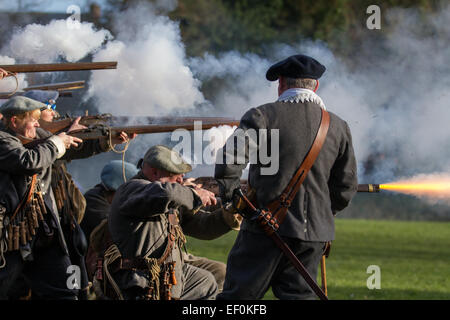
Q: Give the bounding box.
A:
[186,219,450,300]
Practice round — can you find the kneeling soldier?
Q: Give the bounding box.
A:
[103,145,241,300]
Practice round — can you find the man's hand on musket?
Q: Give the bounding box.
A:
[67,116,88,132]
[57,132,83,149]
[0,68,9,80]
[194,186,217,207]
[110,131,137,145]
[182,177,200,188]
[66,117,137,144]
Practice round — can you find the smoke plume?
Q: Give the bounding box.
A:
[2,2,450,202]
[86,4,205,116]
[5,19,111,63]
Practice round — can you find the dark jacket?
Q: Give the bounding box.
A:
[0,127,68,257]
[108,171,232,298]
[215,98,358,241]
[52,137,110,226]
[81,184,110,242]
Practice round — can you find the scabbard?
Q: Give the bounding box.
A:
[234,188,328,301]
[269,231,328,301]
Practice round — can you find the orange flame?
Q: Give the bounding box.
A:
[379,174,450,199]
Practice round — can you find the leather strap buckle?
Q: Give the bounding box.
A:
[258,209,280,232]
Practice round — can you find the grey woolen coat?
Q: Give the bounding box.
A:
[215,99,358,241]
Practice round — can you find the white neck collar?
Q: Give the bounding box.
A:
[277,88,326,110]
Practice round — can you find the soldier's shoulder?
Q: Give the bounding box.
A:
[254,101,279,113]
[116,177,151,193]
[326,110,354,139]
[84,184,106,198]
[240,102,277,126]
[0,129,12,138]
[326,110,348,125]
[0,129,19,143]
[241,101,277,115]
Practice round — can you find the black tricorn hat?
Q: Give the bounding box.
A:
[266,54,326,81]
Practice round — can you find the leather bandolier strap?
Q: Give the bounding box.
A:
[260,108,330,235]
[11,174,38,221]
[236,107,330,301]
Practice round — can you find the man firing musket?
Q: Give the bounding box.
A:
[214,54,358,300]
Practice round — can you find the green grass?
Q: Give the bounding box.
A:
[186,219,450,300]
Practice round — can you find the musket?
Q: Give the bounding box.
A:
[0,61,117,73]
[38,115,239,135]
[68,120,240,141]
[20,118,240,145]
[39,114,114,134]
[193,177,381,195]
[23,80,85,91]
[0,91,74,99]
[192,176,248,196]
[0,80,84,99]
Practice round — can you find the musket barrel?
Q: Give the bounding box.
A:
[19,118,239,145]
[0,61,117,73]
[23,80,85,91]
[68,120,240,140]
[111,121,240,134]
[357,184,380,193]
[36,116,238,136]
[0,91,73,99]
[110,116,240,125]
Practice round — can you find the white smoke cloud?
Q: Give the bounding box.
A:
[0,18,111,107]
[6,19,112,63]
[86,4,205,116]
[189,51,277,118]
[3,2,450,195]
[187,5,450,185]
[188,43,374,173]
